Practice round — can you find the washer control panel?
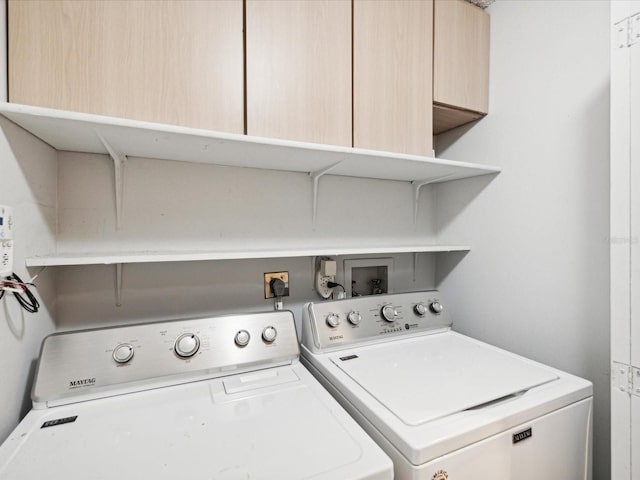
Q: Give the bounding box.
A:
[302,291,451,351]
[33,311,299,407]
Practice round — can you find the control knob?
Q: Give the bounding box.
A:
[262,326,278,343]
[430,301,444,315]
[347,311,361,325]
[234,330,251,347]
[175,333,200,358]
[326,313,341,328]
[380,305,397,322]
[414,303,428,316]
[112,343,134,364]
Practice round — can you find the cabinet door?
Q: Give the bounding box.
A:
[8,0,244,134]
[246,0,351,146]
[354,0,433,157]
[433,0,490,114]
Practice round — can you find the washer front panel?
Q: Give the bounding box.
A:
[33,311,299,406]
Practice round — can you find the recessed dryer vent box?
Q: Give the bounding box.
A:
[344,258,393,298]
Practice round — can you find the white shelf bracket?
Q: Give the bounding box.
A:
[412,174,455,227]
[27,266,47,284]
[310,161,343,226]
[114,263,123,307]
[97,133,127,230]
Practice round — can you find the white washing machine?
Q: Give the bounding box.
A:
[300,291,593,480]
[0,310,393,480]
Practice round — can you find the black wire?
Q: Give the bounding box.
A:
[327,281,345,292]
[1,273,39,313]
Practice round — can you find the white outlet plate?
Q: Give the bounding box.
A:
[0,206,14,277]
[264,271,290,299]
[315,271,334,299]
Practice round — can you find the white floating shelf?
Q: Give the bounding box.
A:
[0,102,500,183]
[6,103,491,274]
[26,245,471,267]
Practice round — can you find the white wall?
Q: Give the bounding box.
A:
[0,120,58,441]
[54,253,439,331]
[51,152,444,330]
[54,152,438,253]
[435,1,610,479]
[0,0,58,442]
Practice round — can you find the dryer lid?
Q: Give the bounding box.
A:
[0,366,383,479]
[330,332,559,426]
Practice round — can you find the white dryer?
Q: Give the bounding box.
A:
[300,291,593,480]
[0,310,392,480]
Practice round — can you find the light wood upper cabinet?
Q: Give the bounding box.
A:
[353,0,433,157]
[8,0,244,134]
[433,0,490,134]
[9,0,489,154]
[246,0,351,146]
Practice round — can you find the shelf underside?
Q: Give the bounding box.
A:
[0,103,499,183]
[433,103,486,135]
[26,245,471,267]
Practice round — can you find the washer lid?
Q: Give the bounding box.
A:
[330,333,559,426]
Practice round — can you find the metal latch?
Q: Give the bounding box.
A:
[631,13,640,46]
[613,362,630,392]
[616,19,629,48]
[613,362,640,397]
[633,367,640,397]
[616,12,640,48]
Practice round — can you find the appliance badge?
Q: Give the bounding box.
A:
[339,354,359,361]
[41,416,77,429]
[512,427,533,444]
[68,378,96,389]
[431,470,448,480]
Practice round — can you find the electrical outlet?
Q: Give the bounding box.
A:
[314,257,336,299]
[315,271,334,299]
[0,206,14,277]
[264,271,290,299]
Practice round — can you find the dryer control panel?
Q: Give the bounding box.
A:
[301,291,452,352]
[33,310,299,408]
